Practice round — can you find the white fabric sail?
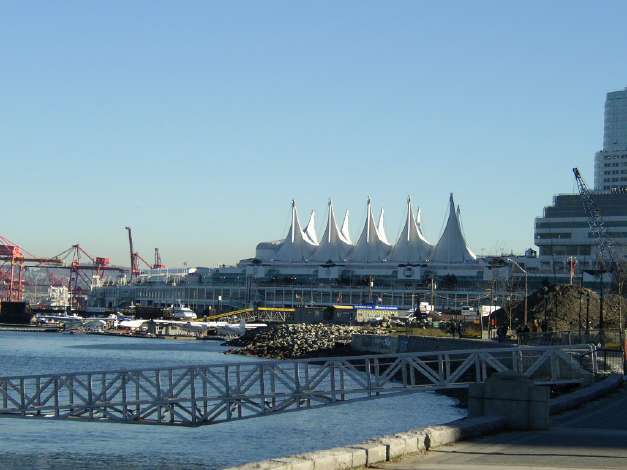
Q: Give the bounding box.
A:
[274,200,318,262]
[311,200,353,262]
[416,207,432,246]
[376,209,390,245]
[340,210,352,244]
[348,198,391,263]
[389,197,433,263]
[303,210,319,245]
[429,194,477,264]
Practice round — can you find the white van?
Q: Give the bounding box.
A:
[460,306,477,319]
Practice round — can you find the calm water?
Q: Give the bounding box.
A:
[0,332,465,469]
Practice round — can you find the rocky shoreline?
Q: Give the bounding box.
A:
[224,323,385,359]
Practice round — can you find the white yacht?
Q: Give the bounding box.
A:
[170,302,197,320]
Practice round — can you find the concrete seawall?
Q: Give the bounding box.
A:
[351,333,510,354]
[228,374,623,470]
[227,416,507,470]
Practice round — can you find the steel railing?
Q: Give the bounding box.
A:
[0,345,597,427]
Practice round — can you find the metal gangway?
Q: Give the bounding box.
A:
[0,345,599,427]
[205,307,253,321]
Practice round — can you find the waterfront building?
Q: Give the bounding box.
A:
[89,193,504,312]
[594,87,627,191]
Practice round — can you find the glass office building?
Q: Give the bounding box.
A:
[595,87,627,191]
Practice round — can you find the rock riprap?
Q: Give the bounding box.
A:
[225,323,383,359]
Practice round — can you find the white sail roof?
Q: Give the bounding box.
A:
[389,197,433,263]
[303,210,319,245]
[274,201,317,262]
[376,209,390,245]
[311,200,354,262]
[429,194,477,264]
[348,198,391,263]
[340,210,352,244]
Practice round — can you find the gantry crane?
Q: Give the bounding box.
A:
[0,235,63,302]
[52,244,124,310]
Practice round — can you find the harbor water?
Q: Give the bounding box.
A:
[0,332,465,469]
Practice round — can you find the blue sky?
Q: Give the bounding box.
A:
[2,1,627,267]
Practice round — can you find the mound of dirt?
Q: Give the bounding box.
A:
[493,284,625,331]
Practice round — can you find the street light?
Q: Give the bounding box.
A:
[506,258,528,327]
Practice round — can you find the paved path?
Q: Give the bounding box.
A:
[379,387,627,470]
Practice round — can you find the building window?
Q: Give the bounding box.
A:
[535,232,572,240]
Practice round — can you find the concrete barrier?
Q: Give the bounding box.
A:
[348,442,387,466]
[550,373,624,414]
[469,372,550,430]
[351,333,510,354]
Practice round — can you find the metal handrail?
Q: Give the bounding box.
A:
[0,345,597,426]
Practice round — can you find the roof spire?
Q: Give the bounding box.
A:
[310,199,353,262]
[429,193,476,264]
[291,199,296,243]
[389,197,433,263]
[349,197,391,262]
[406,196,412,242]
[274,200,317,262]
[366,197,372,242]
[327,199,333,243]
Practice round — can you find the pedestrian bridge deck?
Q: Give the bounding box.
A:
[0,345,598,426]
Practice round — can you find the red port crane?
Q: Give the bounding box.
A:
[52,244,124,309]
[154,248,165,269]
[0,235,63,302]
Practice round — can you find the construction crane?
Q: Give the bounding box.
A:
[52,244,124,310]
[573,168,621,274]
[0,235,63,302]
[125,226,137,281]
[572,168,624,336]
[124,227,165,280]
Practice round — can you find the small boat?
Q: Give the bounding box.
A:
[170,302,197,320]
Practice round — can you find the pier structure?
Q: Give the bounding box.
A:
[0,345,598,427]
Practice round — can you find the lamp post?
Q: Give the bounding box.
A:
[506,258,528,327]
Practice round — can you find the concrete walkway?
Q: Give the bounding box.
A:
[379,387,627,470]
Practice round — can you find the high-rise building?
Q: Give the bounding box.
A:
[594,87,627,191]
[536,87,627,275]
